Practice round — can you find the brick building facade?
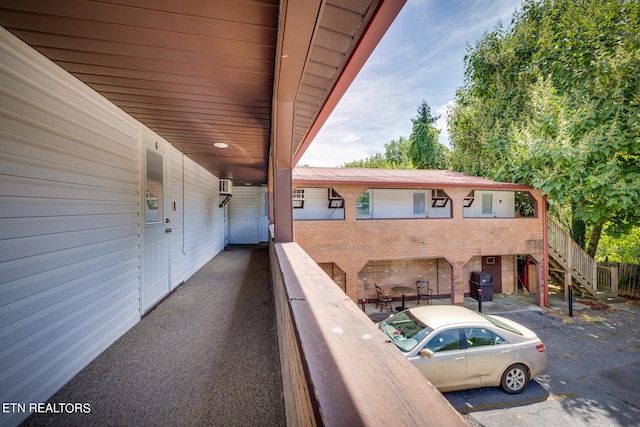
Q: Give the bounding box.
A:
[292,167,547,306]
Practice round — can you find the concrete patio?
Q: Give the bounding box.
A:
[363,287,589,323]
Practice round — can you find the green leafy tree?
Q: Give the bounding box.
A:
[342,152,388,168]
[384,136,413,167]
[408,101,448,169]
[343,136,413,169]
[448,0,640,256]
[596,226,640,264]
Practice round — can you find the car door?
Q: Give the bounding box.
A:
[464,327,514,387]
[410,328,467,391]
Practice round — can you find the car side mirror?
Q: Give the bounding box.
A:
[420,349,434,359]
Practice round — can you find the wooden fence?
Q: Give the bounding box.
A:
[601,262,640,299]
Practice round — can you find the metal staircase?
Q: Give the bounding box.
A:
[547,217,618,299]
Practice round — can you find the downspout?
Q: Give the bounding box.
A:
[542,195,549,307]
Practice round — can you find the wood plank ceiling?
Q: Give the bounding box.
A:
[0,0,387,185]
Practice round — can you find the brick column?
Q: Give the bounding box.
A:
[338,187,368,221]
[448,261,466,305]
[447,188,473,305]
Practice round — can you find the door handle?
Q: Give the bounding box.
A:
[501,349,511,354]
[454,356,465,361]
[165,228,172,233]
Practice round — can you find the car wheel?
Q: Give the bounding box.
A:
[501,364,529,394]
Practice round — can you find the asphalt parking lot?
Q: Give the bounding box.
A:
[444,300,640,427]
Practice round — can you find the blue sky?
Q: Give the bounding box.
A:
[299,0,523,167]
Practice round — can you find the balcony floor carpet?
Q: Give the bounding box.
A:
[21,244,284,427]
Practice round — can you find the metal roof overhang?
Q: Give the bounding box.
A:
[291,167,535,190]
[0,0,405,186]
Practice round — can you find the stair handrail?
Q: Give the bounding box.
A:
[547,219,568,259]
[547,216,597,294]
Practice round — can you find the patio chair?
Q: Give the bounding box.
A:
[375,284,393,311]
[416,280,433,305]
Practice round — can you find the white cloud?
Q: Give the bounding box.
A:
[300,136,374,167]
[299,0,523,167]
[435,100,456,147]
[341,134,361,143]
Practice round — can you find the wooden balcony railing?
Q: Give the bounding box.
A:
[269,239,467,427]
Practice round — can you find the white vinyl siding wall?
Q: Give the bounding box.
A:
[228,186,260,244]
[292,187,344,220]
[463,191,515,218]
[292,188,455,220]
[365,189,451,219]
[0,29,140,426]
[370,189,406,218]
[0,28,225,427]
[169,149,223,286]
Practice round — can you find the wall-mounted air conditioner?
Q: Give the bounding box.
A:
[431,189,449,208]
[219,179,233,195]
[328,188,342,200]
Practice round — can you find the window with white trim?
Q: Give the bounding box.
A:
[292,188,305,209]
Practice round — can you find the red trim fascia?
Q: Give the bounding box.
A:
[292,0,407,165]
[292,180,533,191]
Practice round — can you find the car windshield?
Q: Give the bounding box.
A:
[379,311,433,352]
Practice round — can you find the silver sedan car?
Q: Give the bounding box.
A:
[379,305,547,393]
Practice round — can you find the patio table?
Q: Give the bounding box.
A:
[392,285,417,312]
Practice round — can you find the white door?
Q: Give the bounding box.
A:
[142,146,170,312]
[479,191,495,217]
